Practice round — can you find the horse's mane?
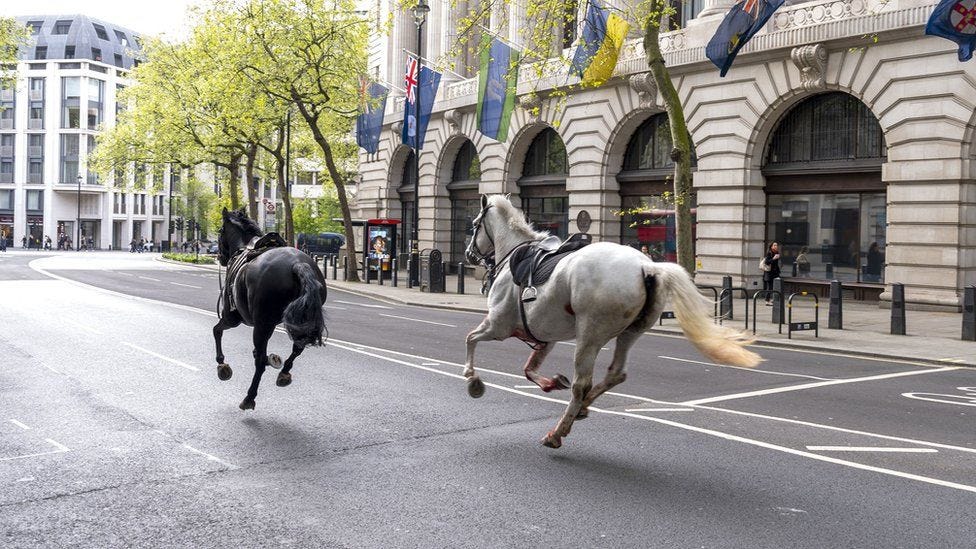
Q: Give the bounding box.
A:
[227,209,263,237]
[487,195,549,240]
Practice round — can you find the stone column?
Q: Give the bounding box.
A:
[697,0,736,18]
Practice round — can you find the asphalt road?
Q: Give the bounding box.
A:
[2,251,975,548]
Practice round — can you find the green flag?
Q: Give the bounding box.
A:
[476,34,519,142]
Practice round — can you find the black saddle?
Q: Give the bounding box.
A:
[510,233,592,299]
[225,233,289,314]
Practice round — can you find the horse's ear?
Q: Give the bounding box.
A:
[481,195,488,209]
[221,207,229,219]
[238,207,248,217]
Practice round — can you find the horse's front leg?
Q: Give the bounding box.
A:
[522,343,569,392]
[465,316,500,398]
[275,343,305,387]
[213,314,241,381]
[240,323,275,410]
[542,342,598,449]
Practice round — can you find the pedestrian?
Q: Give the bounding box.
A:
[87,236,93,251]
[0,230,6,252]
[44,235,52,250]
[138,238,145,253]
[640,244,651,257]
[130,238,136,253]
[761,242,781,305]
[865,242,883,282]
[796,246,811,277]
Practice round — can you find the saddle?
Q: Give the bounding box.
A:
[224,232,288,314]
[510,233,592,303]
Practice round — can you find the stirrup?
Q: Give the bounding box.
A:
[521,286,538,303]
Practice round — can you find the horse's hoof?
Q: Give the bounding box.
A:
[541,431,562,449]
[268,354,282,369]
[467,376,486,398]
[239,399,255,411]
[553,374,571,391]
[576,407,589,420]
[276,372,292,387]
[217,364,233,381]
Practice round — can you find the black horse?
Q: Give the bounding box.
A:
[214,207,327,410]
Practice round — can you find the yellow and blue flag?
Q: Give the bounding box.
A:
[570,1,631,86]
[925,0,976,61]
[356,76,388,154]
[706,0,784,77]
[477,34,520,142]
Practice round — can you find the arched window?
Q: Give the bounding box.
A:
[762,93,887,286]
[397,151,417,255]
[449,141,481,265]
[519,128,568,239]
[617,113,696,261]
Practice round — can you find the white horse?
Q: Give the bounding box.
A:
[463,195,761,448]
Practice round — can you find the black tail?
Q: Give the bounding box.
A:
[283,262,326,347]
[627,273,657,333]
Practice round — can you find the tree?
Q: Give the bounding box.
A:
[0,18,27,91]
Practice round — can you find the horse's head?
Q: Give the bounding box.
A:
[465,195,495,265]
[218,207,260,266]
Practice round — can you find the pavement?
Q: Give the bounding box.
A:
[286,262,976,368]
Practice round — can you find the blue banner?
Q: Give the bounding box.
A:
[706,0,784,77]
[926,0,976,61]
[356,81,388,154]
[401,61,441,150]
[477,35,519,142]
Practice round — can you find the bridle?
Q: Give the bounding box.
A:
[466,204,495,267]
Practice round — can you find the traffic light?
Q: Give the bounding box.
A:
[175,217,184,231]
[169,220,175,233]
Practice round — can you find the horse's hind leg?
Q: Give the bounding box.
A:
[240,323,274,410]
[542,342,598,449]
[522,344,569,392]
[576,330,642,420]
[213,314,241,381]
[275,343,305,387]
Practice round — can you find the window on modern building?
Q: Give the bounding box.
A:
[114,53,123,67]
[35,46,47,59]
[91,48,102,62]
[520,128,569,239]
[28,157,43,184]
[27,21,43,35]
[28,135,43,184]
[449,140,481,265]
[0,103,13,130]
[27,190,44,211]
[87,135,98,183]
[114,30,128,46]
[296,171,314,185]
[0,189,12,210]
[397,151,417,254]
[53,20,72,35]
[134,163,146,188]
[64,45,75,59]
[169,164,182,192]
[61,77,81,128]
[87,79,104,129]
[60,134,80,183]
[0,135,12,183]
[92,23,109,40]
[28,78,45,129]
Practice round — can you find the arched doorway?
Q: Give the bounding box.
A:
[617,113,696,262]
[397,150,416,256]
[518,128,568,239]
[448,140,481,266]
[762,92,886,284]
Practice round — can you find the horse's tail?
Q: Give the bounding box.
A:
[283,262,326,347]
[648,263,762,368]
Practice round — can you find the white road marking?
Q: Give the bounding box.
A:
[806,446,938,453]
[680,367,959,406]
[122,342,200,371]
[556,341,610,350]
[138,276,161,282]
[45,439,70,452]
[378,313,456,327]
[625,408,695,412]
[902,387,976,408]
[170,282,201,289]
[16,476,35,482]
[116,272,134,277]
[514,385,538,389]
[8,419,30,430]
[658,355,833,381]
[182,444,239,470]
[334,299,393,309]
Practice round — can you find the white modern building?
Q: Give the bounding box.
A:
[1,14,175,250]
[355,0,976,310]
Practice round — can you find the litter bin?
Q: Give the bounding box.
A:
[419,248,444,293]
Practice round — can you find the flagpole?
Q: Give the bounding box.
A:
[409,0,430,287]
[400,48,466,79]
[475,24,526,51]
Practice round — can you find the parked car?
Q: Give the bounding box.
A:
[297,232,345,256]
[207,242,219,254]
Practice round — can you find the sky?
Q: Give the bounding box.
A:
[0,0,198,38]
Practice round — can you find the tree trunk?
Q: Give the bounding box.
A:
[292,94,360,283]
[644,16,695,274]
[226,153,242,211]
[273,150,295,245]
[244,143,259,221]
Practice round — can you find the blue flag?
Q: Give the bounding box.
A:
[476,35,519,142]
[706,0,785,77]
[925,0,976,61]
[356,78,388,154]
[401,58,441,150]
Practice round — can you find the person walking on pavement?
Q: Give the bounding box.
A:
[762,241,781,305]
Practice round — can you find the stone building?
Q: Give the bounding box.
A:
[355,0,976,310]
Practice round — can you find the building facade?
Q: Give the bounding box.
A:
[2,15,176,250]
[355,0,976,310]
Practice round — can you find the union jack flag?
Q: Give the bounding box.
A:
[404,57,419,103]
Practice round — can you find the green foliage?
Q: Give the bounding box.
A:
[162,252,216,264]
[292,187,344,235]
[0,17,28,91]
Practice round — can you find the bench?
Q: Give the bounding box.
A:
[781,278,883,301]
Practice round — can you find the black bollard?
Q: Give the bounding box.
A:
[442,260,449,292]
[720,275,733,320]
[378,260,384,286]
[828,280,843,330]
[457,262,465,294]
[772,277,784,325]
[332,255,337,280]
[825,262,834,280]
[392,258,398,287]
[342,256,348,281]
[891,283,906,335]
[365,259,371,284]
[962,286,975,341]
[407,257,413,289]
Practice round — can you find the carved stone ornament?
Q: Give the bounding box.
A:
[444,109,463,135]
[391,121,403,142]
[629,73,658,108]
[791,44,828,92]
[517,94,542,120]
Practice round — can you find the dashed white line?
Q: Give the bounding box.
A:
[806,446,938,453]
[45,438,70,452]
[658,355,833,381]
[182,444,239,469]
[625,408,695,412]
[122,342,200,371]
[334,299,393,309]
[8,419,30,430]
[378,313,456,327]
[170,282,202,289]
[138,276,161,282]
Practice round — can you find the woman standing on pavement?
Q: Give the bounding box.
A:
[762,241,781,305]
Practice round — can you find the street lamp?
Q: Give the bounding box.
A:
[76,174,82,251]
[409,0,429,287]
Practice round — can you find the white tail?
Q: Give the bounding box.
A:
[651,263,762,368]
